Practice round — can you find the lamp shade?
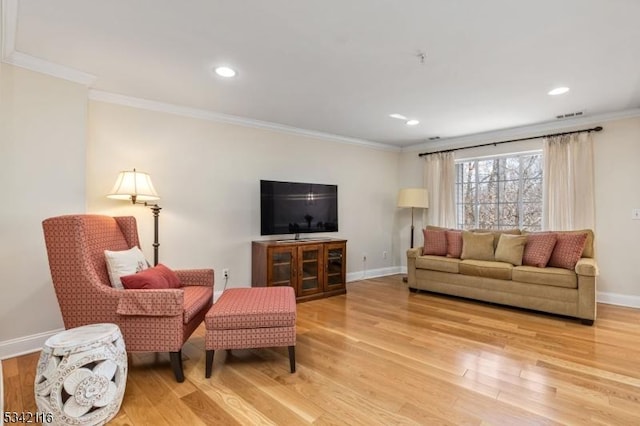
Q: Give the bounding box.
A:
[397,188,429,208]
[107,169,159,202]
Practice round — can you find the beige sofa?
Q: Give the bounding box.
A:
[407,229,597,324]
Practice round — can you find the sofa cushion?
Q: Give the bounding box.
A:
[461,231,495,261]
[415,255,460,273]
[512,266,577,289]
[205,287,296,329]
[557,229,595,259]
[459,259,513,280]
[495,234,527,266]
[548,232,588,270]
[472,228,521,249]
[423,229,448,256]
[522,232,557,267]
[183,285,214,324]
[446,230,463,258]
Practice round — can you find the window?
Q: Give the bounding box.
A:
[455,153,542,231]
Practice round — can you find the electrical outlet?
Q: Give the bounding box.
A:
[223,268,229,279]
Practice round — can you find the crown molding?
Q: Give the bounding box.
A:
[89,89,400,152]
[2,51,96,85]
[402,108,640,154]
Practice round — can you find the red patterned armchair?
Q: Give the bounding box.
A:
[42,214,214,382]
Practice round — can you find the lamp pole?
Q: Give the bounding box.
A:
[410,206,415,249]
[397,188,429,284]
[148,204,161,266]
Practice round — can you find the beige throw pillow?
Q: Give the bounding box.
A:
[105,247,149,289]
[495,234,527,266]
[461,231,495,261]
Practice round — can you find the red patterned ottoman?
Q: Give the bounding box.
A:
[205,286,297,378]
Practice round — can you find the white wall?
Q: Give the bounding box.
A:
[0,64,87,355]
[592,117,640,305]
[398,116,640,305]
[86,101,400,289]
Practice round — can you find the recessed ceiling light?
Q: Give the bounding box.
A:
[548,87,570,96]
[406,119,420,126]
[215,66,237,78]
[389,113,407,120]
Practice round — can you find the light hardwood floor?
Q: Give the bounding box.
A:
[4,276,640,425]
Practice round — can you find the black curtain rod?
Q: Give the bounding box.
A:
[418,126,603,157]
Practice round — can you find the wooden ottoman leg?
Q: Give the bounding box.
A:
[205,350,215,378]
[288,346,296,373]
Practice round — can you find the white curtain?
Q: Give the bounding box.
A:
[543,132,595,230]
[423,152,456,228]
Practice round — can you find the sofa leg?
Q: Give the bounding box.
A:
[205,350,215,378]
[170,351,184,383]
[288,346,296,373]
[581,319,595,326]
[408,287,419,293]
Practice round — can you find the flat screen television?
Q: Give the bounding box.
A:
[260,180,338,237]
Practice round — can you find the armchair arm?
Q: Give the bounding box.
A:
[116,289,184,316]
[176,269,214,287]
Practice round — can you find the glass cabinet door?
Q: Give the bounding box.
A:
[297,244,324,296]
[324,242,346,291]
[267,247,296,287]
[255,240,347,301]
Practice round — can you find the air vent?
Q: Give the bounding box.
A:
[556,111,584,119]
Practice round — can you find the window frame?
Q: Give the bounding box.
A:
[455,150,543,230]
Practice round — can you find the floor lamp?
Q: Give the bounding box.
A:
[107,168,162,266]
[397,188,429,282]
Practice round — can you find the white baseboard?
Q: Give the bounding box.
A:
[597,291,640,308]
[347,266,403,282]
[0,328,64,360]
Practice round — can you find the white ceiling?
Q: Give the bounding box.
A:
[6,0,640,147]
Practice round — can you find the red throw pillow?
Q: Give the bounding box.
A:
[121,263,181,289]
[156,264,181,288]
[522,233,557,268]
[445,230,463,258]
[423,229,447,256]
[548,232,588,270]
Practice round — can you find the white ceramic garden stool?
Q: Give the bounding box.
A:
[35,323,127,425]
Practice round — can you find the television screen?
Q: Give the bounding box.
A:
[260,180,338,236]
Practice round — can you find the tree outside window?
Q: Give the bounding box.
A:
[455,153,542,231]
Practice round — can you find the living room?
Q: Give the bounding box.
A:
[2,0,640,424]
